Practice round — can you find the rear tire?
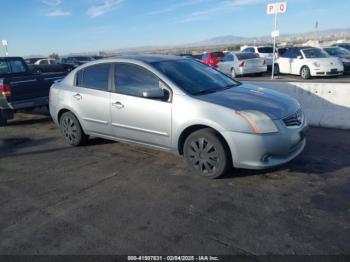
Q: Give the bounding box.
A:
[60,112,88,146]
[183,128,230,179]
[300,66,311,79]
[0,110,7,126]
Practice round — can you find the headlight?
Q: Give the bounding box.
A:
[313,62,321,67]
[236,110,278,134]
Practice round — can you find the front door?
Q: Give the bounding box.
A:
[110,63,172,148]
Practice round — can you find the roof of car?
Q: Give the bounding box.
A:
[109,54,187,63]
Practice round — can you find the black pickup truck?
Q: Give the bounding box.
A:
[0,57,66,126]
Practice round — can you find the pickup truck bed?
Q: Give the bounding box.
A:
[0,57,67,126]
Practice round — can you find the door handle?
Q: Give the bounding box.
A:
[112,101,124,109]
[73,93,82,100]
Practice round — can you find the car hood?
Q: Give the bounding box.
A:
[196,84,300,120]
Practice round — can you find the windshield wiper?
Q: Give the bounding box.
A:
[193,89,219,95]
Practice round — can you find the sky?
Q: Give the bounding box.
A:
[1,0,350,56]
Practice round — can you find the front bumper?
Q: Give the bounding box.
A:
[222,120,308,169]
[311,66,344,77]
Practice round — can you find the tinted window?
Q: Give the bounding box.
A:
[151,59,240,95]
[282,48,300,58]
[115,64,160,97]
[8,60,27,73]
[0,60,10,74]
[242,48,254,53]
[236,53,258,60]
[212,52,224,58]
[302,48,329,58]
[323,47,350,56]
[223,54,234,61]
[40,60,49,65]
[76,64,110,91]
[257,47,273,53]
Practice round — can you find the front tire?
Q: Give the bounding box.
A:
[300,66,311,79]
[60,112,88,146]
[183,128,230,179]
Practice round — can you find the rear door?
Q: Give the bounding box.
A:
[71,63,112,135]
[110,63,172,148]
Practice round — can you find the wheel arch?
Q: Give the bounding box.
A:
[177,125,232,163]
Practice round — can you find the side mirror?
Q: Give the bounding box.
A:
[297,56,303,59]
[142,88,165,99]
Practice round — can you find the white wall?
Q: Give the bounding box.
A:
[245,81,350,129]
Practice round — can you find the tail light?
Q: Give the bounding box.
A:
[263,60,266,65]
[255,53,260,58]
[239,62,245,68]
[0,81,11,97]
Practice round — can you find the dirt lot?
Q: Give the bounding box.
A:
[0,110,349,255]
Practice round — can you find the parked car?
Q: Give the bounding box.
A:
[332,43,350,52]
[201,51,225,68]
[0,57,66,126]
[50,55,307,179]
[60,56,95,67]
[275,47,344,79]
[28,58,75,74]
[241,46,275,67]
[321,46,350,74]
[217,52,267,78]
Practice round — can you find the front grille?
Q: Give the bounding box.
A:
[283,109,303,127]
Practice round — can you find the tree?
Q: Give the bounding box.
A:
[48,53,59,60]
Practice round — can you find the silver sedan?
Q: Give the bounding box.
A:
[50,55,307,178]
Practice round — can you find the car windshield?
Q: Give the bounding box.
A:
[324,47,350,56]
[236,53,258,60]
[151,59,240,95]
[302,48,329,58]
[258,47,273,53]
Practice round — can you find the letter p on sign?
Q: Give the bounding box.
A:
[267,2,287,15]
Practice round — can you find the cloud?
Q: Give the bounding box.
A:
[180,0,267,23]
[148,0,208,15]
[41,0,62,6]
[45,9,71,16]
[86,0,124,18]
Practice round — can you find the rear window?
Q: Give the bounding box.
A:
[0,59,26,74]
[0,60,10,74]
[257,47,273,53]
[212,52,224,58]
[236,53,258,60]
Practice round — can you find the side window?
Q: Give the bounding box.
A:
[282,49,293,58]
[8,60,27,73]
[76,64,110,91]
[202,53,208,59]
[115,64,160,98]
[40,60,49,65]
[0,60,10,74]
